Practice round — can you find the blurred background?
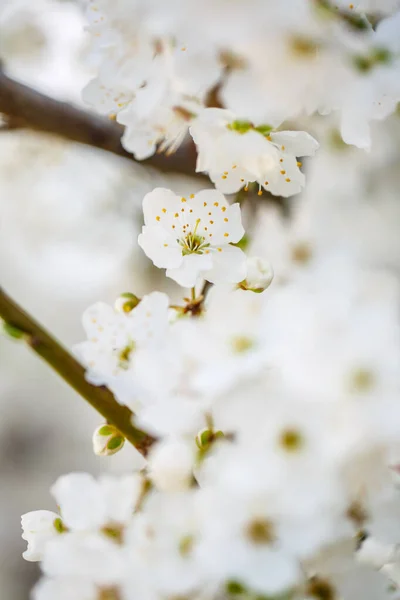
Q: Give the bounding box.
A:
[1,1,400,598]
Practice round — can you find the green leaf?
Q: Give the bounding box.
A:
[107,436,124,450]
[98,425,115,436]
[2,323,26,340]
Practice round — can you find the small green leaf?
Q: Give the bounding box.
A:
[2,323,26,340]
[98,425,115,436]
[255,124,273,136]
[107,436,124,450]
[232,234,249,251]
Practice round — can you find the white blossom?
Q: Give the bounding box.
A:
[138,187,246,287]
[190,108,319,197]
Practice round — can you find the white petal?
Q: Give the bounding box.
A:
[212,203,245,245]
[33,577,97,600]
[51,474,106,531]
[138,226,183,269]
[205,245,247,284]
[142,188,182,226]
[270,131,319,157]
[167,253,213,287]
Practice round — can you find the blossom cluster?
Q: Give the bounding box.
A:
[18,1,400,600]
[23,180,400,600]
[83,0,400,188]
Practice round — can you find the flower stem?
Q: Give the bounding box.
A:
[0,286,155,456]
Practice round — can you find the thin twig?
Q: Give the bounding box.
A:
[0,286,156,456]
[0,67,198,176]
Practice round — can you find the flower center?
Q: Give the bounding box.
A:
[179,219,210,255]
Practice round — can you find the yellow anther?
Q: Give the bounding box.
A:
[156,216,160,221]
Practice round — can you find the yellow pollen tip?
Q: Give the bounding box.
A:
[156,216,160,221]
[181,197,187,202]
[264,181,269,185]
[217,247,222,252]
[244,186,249,192]
[222,175,227,179]
[181,208,185,212]
[258,190,263,196]
[266,135,272,141]
[224,218,228,222]
[232,164,237,169]
[203,202,207,207]
[221,206,227,212]
[281,145,285,150]
[174,213,179,217]
[162,208,167,213]
[214,202,219,207]
[297,161,302,167]
[286,178,291,182]
[240,178,245,182]
[210,220,214,224]
[190,194,195,198]
[164,243,168,247]
[223,171,228,175]
[224,233,229,237]
[280,170,286,175]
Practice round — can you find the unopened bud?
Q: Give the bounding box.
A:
[92,424,125,456]
[195,428,224,451]
[114,293,140,314]
[240,257,274,293]
[2,321,26,340]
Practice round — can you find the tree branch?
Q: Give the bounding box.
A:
[0,68,198,176]
[0,286,156,456]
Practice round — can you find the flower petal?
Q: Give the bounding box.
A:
[205,245,247,284]
[270,131,319,157]
[167,253,213,287]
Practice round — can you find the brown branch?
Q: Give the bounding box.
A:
[0,67,198,176]
[0,286,156,456]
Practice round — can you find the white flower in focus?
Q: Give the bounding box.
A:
[74,291,169,386]
[190,108,319,197]
[21,511,63,562]
[241,256,274,293]
[138,188,246,287]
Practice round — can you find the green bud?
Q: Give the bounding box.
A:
[114,293,140,313]
[2,322,26,340]
[93,424,125,456]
